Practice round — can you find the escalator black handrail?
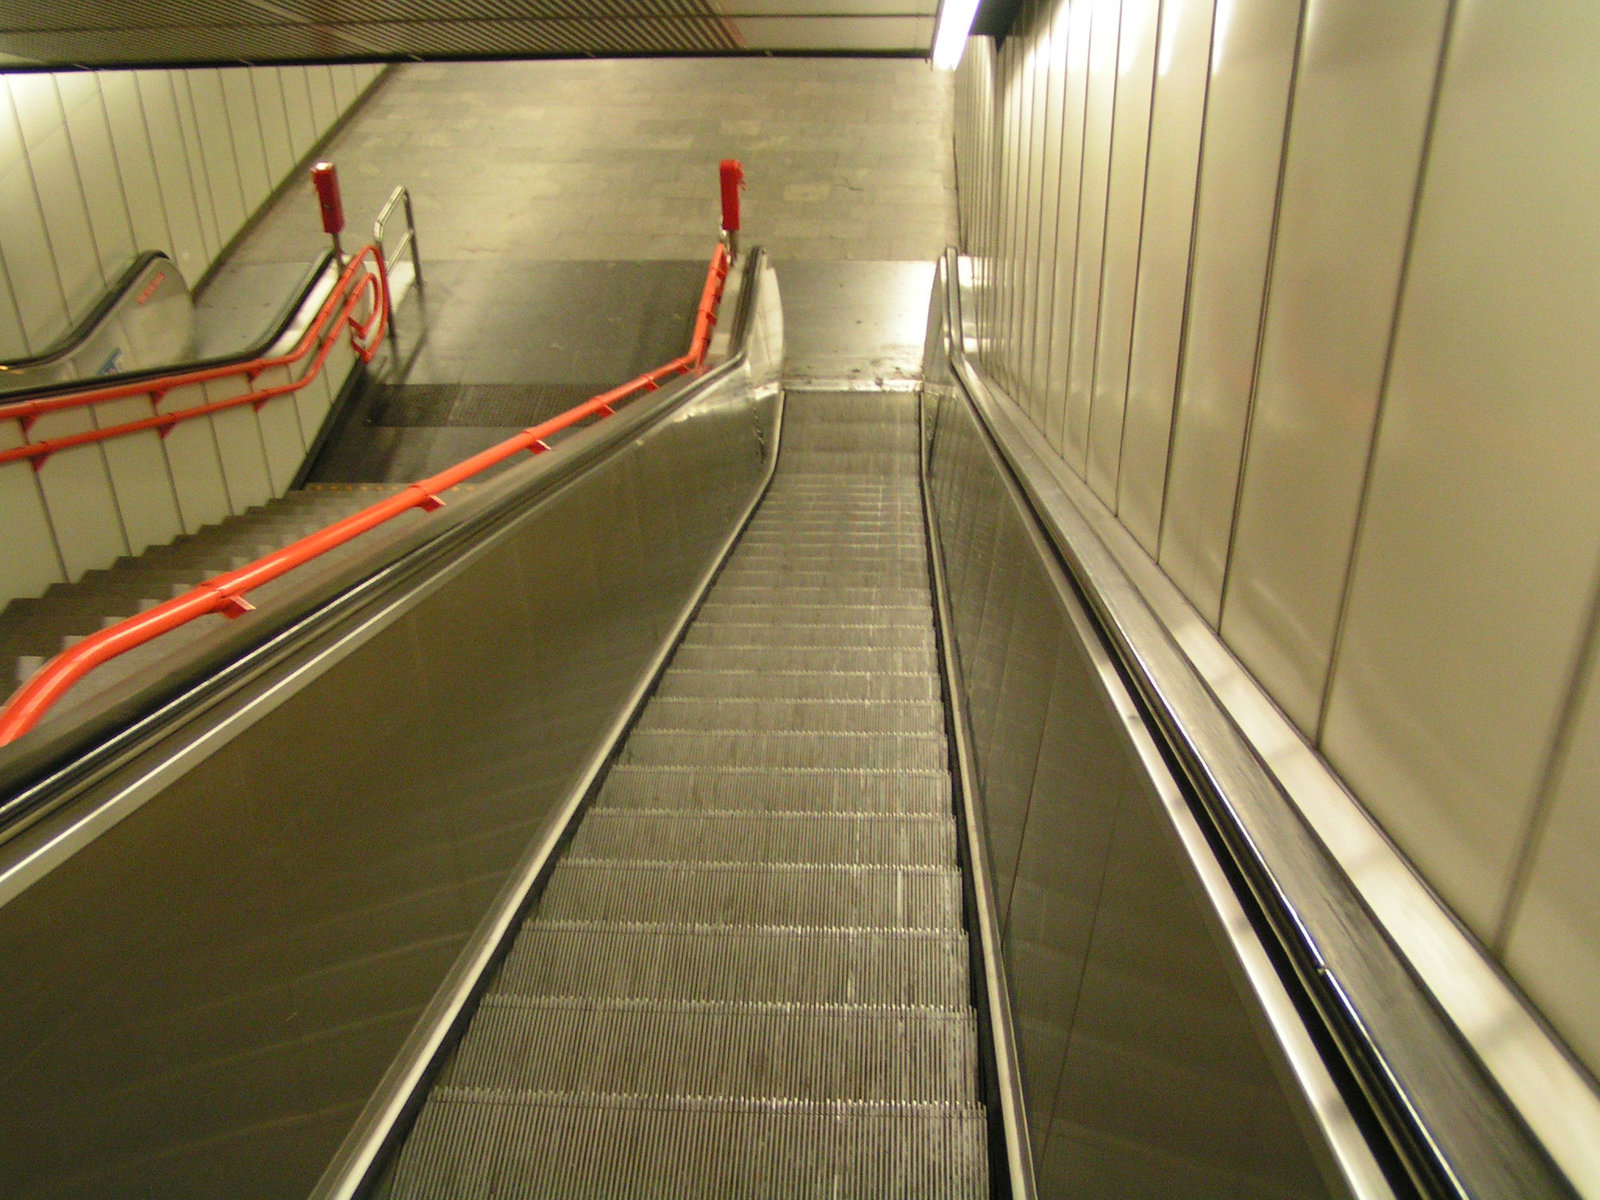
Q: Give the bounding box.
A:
[0,247,763,853]
[0,250,335,393]
[934,248,1583,1199]
[0,251,171,373]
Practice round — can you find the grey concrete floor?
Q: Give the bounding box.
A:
[221,57,959,266]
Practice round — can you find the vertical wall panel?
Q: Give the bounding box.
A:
[1219,0,1448,735]
[0,425,65,601]
[1060,0,1124,471]
[27,121,107,319]
[306,67,338,135]
[1084,0,1160,503]
[1116,0,1215,552]
[281,67,319,160]
[0,159,68,352]
[251,69,296,183]
[1018,20,1052,428]
[1027,3,1071,416]
[186,69,247,250]
[95,396,184,556]
[101,71,180,269]
[1157,0,1303,623]
[169,72,222,261]
[61,76,138,279]
[953,0,1600,1091]
[222,69,272,218]
[137,70,210,285]
[30,410,129,580]
[1042,0,1096,452]
[1505,630,1600,1077]
[1322,0,1600,941]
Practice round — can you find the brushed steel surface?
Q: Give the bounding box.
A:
[1157,0,1304,624]
[1114,0,1218,554]
[1220,0,1449,736]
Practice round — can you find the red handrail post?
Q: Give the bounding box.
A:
[312,162,346,265]
[719,159,744,257]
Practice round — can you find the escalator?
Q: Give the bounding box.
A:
[0,245,1586,1200]
[380,390,989,1197]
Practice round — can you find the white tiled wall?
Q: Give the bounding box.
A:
[954,0,1600,1082]
[0,63,387,359]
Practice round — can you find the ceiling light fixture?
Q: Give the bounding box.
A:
[931,0,982,68]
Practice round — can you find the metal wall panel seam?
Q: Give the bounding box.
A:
[1213,0,1313,646]
[57,75,112,290]
[3,82,72,345]
[1106,0,1165,506]
[1149,0,1220,562]
[1312,0,1458,748]
[170,72,221,264]
[1497,555,1600,953]
[1029,0,1070,431]
[127,72,183,277]
[1074,0,1128,478]
[1051,0,1099,454]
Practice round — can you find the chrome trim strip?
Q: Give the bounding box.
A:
[919,386,1037,1200]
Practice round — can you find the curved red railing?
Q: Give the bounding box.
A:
[0,241,731,745]
[0,244,391,469]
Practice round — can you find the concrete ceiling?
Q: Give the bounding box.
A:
[0,0,941,68]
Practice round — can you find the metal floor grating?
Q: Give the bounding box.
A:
[380,390,988,1198]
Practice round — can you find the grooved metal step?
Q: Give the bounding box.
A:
[388,1093,988,1200]
[693,602,931,628]
[441,998,980,1105]
[619,729,947,771]
[494,923,972,1007]
[669,645,939,674]
[537,862,963,929]
[655,670,940,703]
[636,697,944,735]
[680,622,934,651]
[567,811,957,867]
[596,766,952,814]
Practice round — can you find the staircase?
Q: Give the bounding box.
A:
[0,484,404,719]
[380,390,990,1197]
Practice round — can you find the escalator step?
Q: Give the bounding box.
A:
[493,923,972,1008]
[596,765,951,814]
[706,584,929,607]
[693,602,930,628]
[567,811,956,867]
[440,997,980,1105]
[389,1092,988,1200]
[537,861,962,929]
[668,645,938,674]
[679,623,934,651]
[636,697,943,735]
[619,729,946,771]
[656,669,938,702]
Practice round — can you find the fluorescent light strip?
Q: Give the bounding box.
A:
[932,0,982,68]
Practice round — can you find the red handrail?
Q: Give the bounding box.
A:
[0,241,731,746]
[0,245,390,468]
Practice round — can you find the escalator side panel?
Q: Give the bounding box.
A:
[924,383,1360,1199]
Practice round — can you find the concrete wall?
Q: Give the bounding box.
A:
[954,0,1600,1081]
[0,64,387,613]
